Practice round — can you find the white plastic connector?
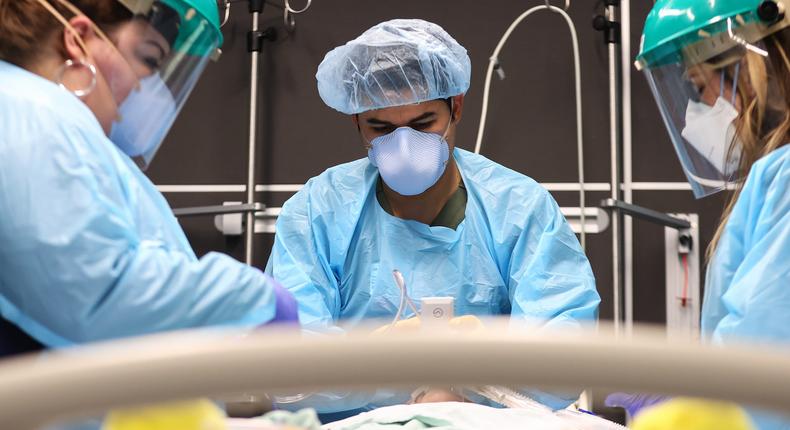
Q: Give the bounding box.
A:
[420,297,454,323]
[213,201,243,236]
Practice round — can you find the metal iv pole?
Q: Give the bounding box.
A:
[245,0,276,265]
[171,1,275,268]
[594,0,692,337]
[593,0,625,334]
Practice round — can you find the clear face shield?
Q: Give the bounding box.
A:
[42,0,222,169]
[643,48,748,197]
[637,8,790,198]
[110,0,221,169]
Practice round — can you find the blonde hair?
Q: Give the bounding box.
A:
[708,28,790,260]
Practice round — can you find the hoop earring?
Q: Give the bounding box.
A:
[55,59,97,97]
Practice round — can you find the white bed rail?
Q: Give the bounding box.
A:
[0,324,788,428]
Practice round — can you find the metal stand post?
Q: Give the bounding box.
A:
[169,2,276,265]
[620,0,634,337]
[245,0,276,265]
[594,0,624,333]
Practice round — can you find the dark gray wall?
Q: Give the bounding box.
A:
[148,0,729,324]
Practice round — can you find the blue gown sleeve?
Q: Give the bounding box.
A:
[507,188,600,409]
[265,182,343,332]
[702,146,790,430]
[0,126,284,347]
[266,183,377,412]
[705,147,790,345]
[508,188,600,329]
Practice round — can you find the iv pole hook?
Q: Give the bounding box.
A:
[220,0,231,28]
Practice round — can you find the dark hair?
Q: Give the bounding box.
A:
[0,0,132,67]
[354,97,454,123]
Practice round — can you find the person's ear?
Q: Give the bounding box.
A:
[62,16,95,61]
[451,94,465,123]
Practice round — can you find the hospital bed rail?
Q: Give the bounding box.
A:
[0,324,787,428]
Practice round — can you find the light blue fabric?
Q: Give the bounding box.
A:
[0,60,283,348]
[316,19,471,115]
[266,148,600,412]
[701,144,790,429]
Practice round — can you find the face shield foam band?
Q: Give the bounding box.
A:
[146,2,180,47]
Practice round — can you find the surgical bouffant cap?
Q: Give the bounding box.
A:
[316,19,472,115]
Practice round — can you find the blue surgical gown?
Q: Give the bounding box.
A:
[266,147,600,411]
[701,144,790,430]
[0,60,283,349]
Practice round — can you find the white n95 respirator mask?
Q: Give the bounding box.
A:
[681,97,742,176]
[367,126,451,196]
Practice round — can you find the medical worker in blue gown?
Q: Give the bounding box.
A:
[266,19,600,415]
[0,0,297,358]
[606,1,790,428]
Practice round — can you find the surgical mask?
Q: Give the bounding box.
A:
[680,67,742,175]
[367,119,452,196]
[110,73,177,158]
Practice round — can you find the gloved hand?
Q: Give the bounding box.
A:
[605,393,671,418]
[448,315,484,333]
[372,317,421,334]
[374,315,486,334]
[270,279,300,324]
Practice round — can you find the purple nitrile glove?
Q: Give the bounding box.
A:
[269,278,300,325]
[605,393,670,418]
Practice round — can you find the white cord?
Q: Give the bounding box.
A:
[474,5,586,250]
[391,271,407,326]
[475,5,540,156]
[389,270,421,328]
[405,293,420,317]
